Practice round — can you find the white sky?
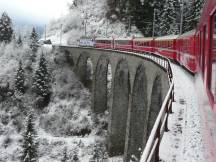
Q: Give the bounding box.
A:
[0,0,72,25]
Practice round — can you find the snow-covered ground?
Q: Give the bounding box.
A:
[160,63,205,162]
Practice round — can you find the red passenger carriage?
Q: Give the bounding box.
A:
[176,30,197,73]
[192,1,216,160]
[114,38,133,51]
[196,0,216,115]
[154,35,178,60]
[95,38,113,49]
[133,37,154,53]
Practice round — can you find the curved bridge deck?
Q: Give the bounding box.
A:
[160,63,204,162]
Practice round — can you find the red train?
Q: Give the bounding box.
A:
[92,33,197,73]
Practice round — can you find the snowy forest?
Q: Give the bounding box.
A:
[107,0,204,36]
[0,0,205,161]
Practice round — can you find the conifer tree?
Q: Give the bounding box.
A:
[183,0,204,32]
[89,144,103,162]
[107,0,155,36]
[193,0,204,25]
[15,61,25,94]
[153,0,167,36]
[32,54,50,98]
[21,114,38,162]
[61,147,68,162]
[128,0,154,36]
[17,35,23,47]
[29,27,38,53]
[183,0,194,33]
[72,148,79,162]
[0,12,13,43]
[160,0,179,35]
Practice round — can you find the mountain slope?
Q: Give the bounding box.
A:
[0,43,111,161]
[45,0,142,45]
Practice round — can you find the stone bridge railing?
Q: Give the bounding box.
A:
[53,46,174,162]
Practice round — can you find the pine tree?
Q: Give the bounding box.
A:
[154,0,167,36]
[89,144,103,162]
[21,114,38,162]
[17,35,23,47]
[29,27,38,53]
[61,147,68,162]
[32,53,50,98]
[183,0,194,32]
[15,61,25,94]
[183,0,204,32]
[160,0,179,36]
[107,0,155,36]
[72,148,79,162]
[128,0,154,36]
[0,12,13,43]
[107,0,122,18]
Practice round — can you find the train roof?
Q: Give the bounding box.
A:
[114,38,132,40]
[133,37,153,41]
[178,30,196,38]
[155,35,179,41]
[95,38,113,40]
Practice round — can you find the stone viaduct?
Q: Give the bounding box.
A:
[53,46,170,162]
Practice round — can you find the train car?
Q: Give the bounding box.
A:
[95,38,114,49]
[114,38,133,51]
[193,0,216,161]
[154,35,178,60]
[196,0,216,115]
[176,30,197,73]
[133,37,154,53]
[78,38,95,47]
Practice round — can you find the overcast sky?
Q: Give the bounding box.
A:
[0,0,72,25]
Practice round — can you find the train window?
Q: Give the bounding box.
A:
[199,32,202,66]
[202,25,206,74]
[210,13,216,100]
[214,15,216,49]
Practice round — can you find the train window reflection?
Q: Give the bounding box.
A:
[210,13,216,100]
[214,14,216,49]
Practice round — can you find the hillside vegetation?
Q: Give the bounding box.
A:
[0,41,113,161]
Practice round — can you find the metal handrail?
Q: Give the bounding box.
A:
[139,53,174,162]
[140,82,174,162]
